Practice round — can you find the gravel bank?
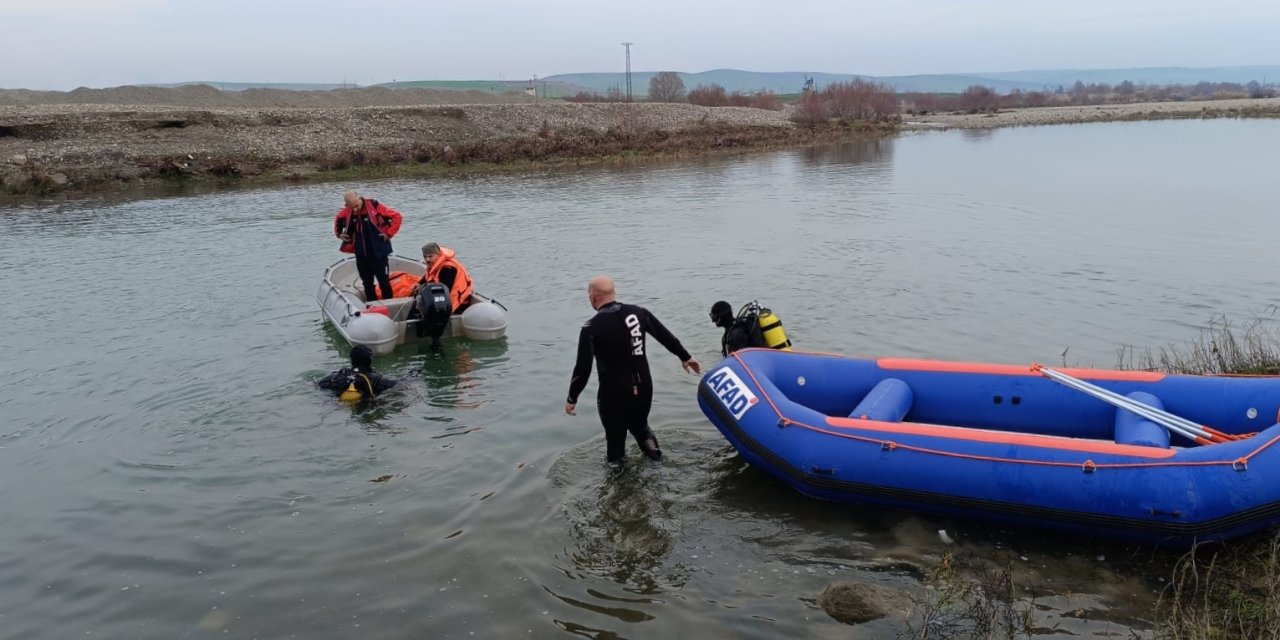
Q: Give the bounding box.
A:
[903,97,1280,130]
[4,91,1278,199]
[0,102,797,196]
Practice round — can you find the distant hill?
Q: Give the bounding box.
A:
[377,79,587,98]
[145,65,1280,98]
[543,66,1280,95]
[146,81,355,91]
[967,66,1280,88]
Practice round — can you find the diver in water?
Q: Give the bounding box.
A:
[317,344,398,401]
[710,300,768,357]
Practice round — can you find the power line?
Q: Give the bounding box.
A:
[621,42,633,102]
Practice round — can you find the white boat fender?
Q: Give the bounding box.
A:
[346,311,397,345]
[461,300,508,341]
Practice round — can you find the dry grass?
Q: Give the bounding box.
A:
[1114,316,1280,638]
[900,551,1036,640]
[1116,313,1280,375]
[1155,534,1280,639]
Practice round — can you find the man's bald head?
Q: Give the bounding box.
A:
[343,191,362,208]
[588,276,614,296]
[587,275,616,309]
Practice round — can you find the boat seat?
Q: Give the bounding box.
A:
[849,378,913,422]
[1114,391,1171,448]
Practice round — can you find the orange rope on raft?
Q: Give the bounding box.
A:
[727,353,1280,472]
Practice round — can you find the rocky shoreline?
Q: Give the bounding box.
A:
[3,96,1278,199]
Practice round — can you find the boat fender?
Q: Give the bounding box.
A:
[1115,391,1171,448]
[849,378,913,422]
[757,308,792,351]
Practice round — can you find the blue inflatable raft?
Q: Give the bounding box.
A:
[696,349,1280,545]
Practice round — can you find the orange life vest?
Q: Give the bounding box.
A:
[425,246,474,311]
[387,271,419,299]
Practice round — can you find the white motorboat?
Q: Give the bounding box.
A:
[316,254,508,355]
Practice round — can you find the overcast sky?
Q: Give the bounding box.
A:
[2,0,1277,90]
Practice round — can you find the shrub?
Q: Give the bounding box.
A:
[957,85,1000,113]
[789,91,828,126]
[687,84,728,107]
[820,80,898,121]
[750,90,783,111]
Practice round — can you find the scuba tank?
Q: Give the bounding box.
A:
[733,301,792,352]
[339,371,372,403]
[756,306,792,351]
[339,380,364,403]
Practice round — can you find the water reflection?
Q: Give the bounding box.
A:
[960,127,997,142]
[800,137,895,167]
[562,463,689,595]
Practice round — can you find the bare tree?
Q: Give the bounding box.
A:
[958,85,1000,113]
[648,71,686,102]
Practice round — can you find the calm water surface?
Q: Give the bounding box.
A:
[3,119,1279,639]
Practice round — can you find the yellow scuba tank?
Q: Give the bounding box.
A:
[339,373,371,403]
[756,306,792,351]
[340,382,363,403]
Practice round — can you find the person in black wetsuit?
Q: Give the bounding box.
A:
[564,276,702,463]
[709,300,767,357]
[710,300,736,357]
[317,344,398,401]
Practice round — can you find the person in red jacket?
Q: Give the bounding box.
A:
[333,191,403,302]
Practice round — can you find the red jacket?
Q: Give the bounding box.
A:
[334,198,403,256]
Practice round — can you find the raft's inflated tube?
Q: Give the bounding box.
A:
[757,309,791,351]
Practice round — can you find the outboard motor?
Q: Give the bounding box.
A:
[416,282,452,348]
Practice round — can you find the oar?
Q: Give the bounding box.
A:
[1032,364,1234,445]
[1038,366,1243,443]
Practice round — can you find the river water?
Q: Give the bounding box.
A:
[3,118,1279,639]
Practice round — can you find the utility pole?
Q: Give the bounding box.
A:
[621,42,633,102]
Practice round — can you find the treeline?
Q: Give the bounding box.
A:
[562,72,1277,122]
[903,80,1278,115]
[564,72,784,111]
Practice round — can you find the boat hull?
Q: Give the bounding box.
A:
[316,255,506,355]
[698,349,1280,545]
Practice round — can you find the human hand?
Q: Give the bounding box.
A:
[682,358,702,374]
[564,402,577,416]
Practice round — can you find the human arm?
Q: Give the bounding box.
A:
[317,369,349,392]
[334,209,349,239]
[644,309,701,373]
[565,324,593,413]
[373,202,403,239]
[371,373,397,395]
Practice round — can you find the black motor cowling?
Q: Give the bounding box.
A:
[416,282,452,346]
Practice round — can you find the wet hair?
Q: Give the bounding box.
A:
[350,344,373,371]
[421,242,440,257]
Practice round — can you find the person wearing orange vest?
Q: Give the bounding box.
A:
[417,243,474,313]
